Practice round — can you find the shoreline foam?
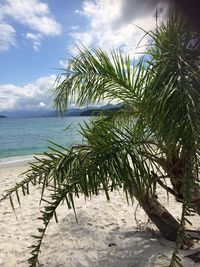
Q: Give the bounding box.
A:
[0,154,43,167]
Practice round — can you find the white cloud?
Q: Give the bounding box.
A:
[59,59,68,69]
[71,25,80,31]
[39,101,46,107]
[26,32,43,51]
[71,0,167,57]
[2,0,62,35]
[70,31,94,48]
[0,0,62,52]
[0,23,16,51]
[0,74,56,111]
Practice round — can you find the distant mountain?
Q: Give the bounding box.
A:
[0,115,7,118]
[0,104,123,118]
[80,104,123,116]
[80,109,103,116]
[43,108,83,117]
[1,110,48,118]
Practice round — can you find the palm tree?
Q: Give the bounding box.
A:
[1,11,200,267]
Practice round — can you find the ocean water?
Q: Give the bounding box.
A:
[0,117,90,164]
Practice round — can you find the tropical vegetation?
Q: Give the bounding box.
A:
[1,10,200,267]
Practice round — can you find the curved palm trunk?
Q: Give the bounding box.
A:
[139,196,180,241]
[157,156,200,216]
[171,180,200,216]
[192,189,200,215]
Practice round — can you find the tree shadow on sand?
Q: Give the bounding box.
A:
[39,209,197,267]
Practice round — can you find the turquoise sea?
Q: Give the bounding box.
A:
[0,117,89,165]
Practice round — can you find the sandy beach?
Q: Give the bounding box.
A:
[0,161,199,267]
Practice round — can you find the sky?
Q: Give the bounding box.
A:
[0,0,165,112]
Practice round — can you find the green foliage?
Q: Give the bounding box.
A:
[53,47,148,112]
[1,10,200,267]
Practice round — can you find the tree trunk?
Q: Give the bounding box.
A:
[139,196,180,241]
[193,189,200,215]
[170,179,200,216]
[157,156,200,216]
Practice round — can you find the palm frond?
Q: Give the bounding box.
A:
[53,48,148,114]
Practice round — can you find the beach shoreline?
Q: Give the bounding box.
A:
[0,163,199,267]
[0,155,35,168]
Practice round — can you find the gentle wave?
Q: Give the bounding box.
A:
[0,155,37,167]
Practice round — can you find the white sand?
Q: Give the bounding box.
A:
[0,162,199,267]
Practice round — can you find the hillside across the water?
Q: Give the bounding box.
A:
[1,104,123,118]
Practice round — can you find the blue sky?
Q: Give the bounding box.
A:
[0,0,163,112]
